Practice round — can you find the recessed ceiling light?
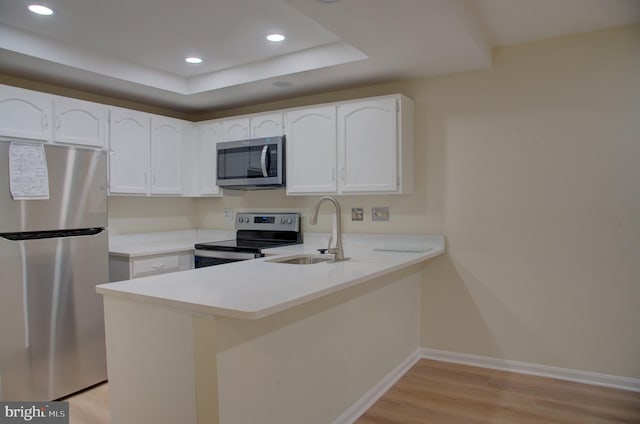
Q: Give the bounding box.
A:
[266,34,286,42]
[185,57,203,64]
[28,4,54,15]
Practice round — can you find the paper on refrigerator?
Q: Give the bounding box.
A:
[8,141,50,200]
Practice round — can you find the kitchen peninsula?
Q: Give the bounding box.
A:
[97,233,444,424]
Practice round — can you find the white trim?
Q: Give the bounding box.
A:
[333,349,422,424]
[421,348,640,393]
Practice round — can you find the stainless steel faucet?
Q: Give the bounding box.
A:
[309,196,350,262]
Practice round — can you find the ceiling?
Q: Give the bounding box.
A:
[0,0,638,113]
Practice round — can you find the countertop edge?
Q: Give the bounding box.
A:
[97,247,444,320]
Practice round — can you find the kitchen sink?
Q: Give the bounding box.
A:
[266,255,332,265]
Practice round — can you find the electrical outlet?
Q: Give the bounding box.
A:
[224,208,233,223]
[351,208,364,221]
[372,207,390,222]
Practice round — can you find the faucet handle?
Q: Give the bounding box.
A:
[317,248,328,254]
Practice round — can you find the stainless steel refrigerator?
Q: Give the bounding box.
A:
[0,141,108,401]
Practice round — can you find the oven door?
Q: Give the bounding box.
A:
[216,136,285,189]
[194,249,263,268]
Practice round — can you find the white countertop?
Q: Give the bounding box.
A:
[98,233,445,320]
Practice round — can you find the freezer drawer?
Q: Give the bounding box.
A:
[0,230,108,401]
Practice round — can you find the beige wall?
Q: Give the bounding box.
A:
[108,197,197,234]
[109,24,640,379]
[421,25,640,379]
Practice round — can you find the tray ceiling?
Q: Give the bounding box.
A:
[0,0,638,112]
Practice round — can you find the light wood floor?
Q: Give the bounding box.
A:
[63,360,640,424]
[356,359,640,424]
[64,382,110,424]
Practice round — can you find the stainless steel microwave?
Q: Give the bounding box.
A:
[216,136,285,190]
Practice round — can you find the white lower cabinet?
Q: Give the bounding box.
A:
[285,94,414,195]
[0,84,52,141]
[109,252,193,281]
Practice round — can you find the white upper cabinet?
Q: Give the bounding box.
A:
[0,85,52,141]
[53,97,106,148]
[1,84,413,198]
[150,116,182,195]
[251,112,283,138]
[198,121,223,196]
[221,117,249,141]
[285,105,337,194]
[108,108,150,195]
[221,112,283,141]
[285,94,414,195]
[0,85,106,148]
[109,110,192,197]
[337,96,398,193]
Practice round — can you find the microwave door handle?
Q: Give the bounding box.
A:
[260,145,269,177]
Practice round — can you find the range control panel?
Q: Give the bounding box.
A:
[235,212,300,232]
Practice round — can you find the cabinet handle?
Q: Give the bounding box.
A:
[153,173,157,184]
[151,263,165,270]
[56,116,61,129]
[331,168,336,182]
[341,168,346,182]
[144,172,148,184]
[42,112,48,129]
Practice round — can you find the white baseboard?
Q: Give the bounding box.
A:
[421,348,640,393]
[333,349,422,424]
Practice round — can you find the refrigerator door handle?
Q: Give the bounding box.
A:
[19,242,30,349]
[1,228,104,241]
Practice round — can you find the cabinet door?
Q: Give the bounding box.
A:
[0,85,52,141]
[337,97,397,193]
[198,122,222,196]
[150,117,182,195]
[285,105,337,194]
[108,108,150,194]
[221,117,250,141]
[54,97,106,147]
[251,112,283,138]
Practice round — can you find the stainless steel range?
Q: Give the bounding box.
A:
[194,212,302,268]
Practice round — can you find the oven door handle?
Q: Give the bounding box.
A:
[194,249,262,260]
[260,145,269,177]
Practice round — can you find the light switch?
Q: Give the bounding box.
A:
[224,208,233,223]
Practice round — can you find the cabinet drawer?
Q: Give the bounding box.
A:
[132,254,181,277]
